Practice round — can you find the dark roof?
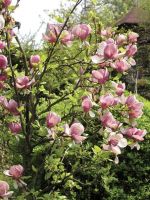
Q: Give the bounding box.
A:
[117,7,149,26]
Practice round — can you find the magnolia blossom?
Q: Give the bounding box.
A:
[64,122,86,143]
[43,23,60,43]
[46,112,61,128]
[111,58,131,73]
[0,41,6,49]
[104,42,118,59]
[92,68,109,84]
[116,34,127,45]
[100,112,120,130]
[99,94,115,109]
[2,0,12,7]
[30,55,40,66]
[0,55,8,69]
[91,40,118,64]
[128,32,139,43]
[16,76,35,89]
[60,30,74,46]
[103,133,127,155]
[0,15,5,30]
[0,181,13,199]
[123,128,147,142]
[0,73,7,81]
[8,122,21,134]
[126,95,143,118]
[126,44,137,57]
[112,82,125,96]
[4,165,24,179]
[72,24,91,40]
[101,27,113,38]
[82,96,92,113]
[4,99,20,115]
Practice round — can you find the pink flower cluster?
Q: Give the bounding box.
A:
[91,31,138,74]
[43,23,91,46]
[0,96,20,115]
[46,112,86,144]
[80,28,146,162]
[64,122,86,144]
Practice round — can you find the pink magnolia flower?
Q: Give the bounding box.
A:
[46,112,61,128]
[126,44,137,57]
[128,32,139,43]
[111,58,131,73]
[104,42,118,59]
[4,165,24,179]
[126,95,143,118]
[82,96,92,113]
[0,15,5,30]
[99,94,115,109]
[60,30,74,46]
[0,55,8,69]
[100,112,120,130]
[100,27,113,38]
[16,76,35,89]
[0,181,13,199]
[30,55,40,66]
[103,133,127,155]
[43,23,60,43]
[112,82,125,96]
[72,24,91,40]
[64,122,86,143]
[8,122,21,134]
[2,0,12,7]
[123,128,147,142]
[92,68,109,84]
[4,99,20,116]
[91,40,118,64]
[116,34,127,45]
[0,73,7,81]
[0,41,6,49]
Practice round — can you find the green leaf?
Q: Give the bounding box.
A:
[92,145,101,154]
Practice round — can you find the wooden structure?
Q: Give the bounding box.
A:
[117,7,150,99]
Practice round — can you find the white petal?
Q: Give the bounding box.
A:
[118,138,128,148]
[128,58,136,66]
[103,144,110,151]
[91,55,103,64]
[114,156,119,164]
[64,124,71,136]
[111,146,121,155]
[89,111,95,118]
[3,170,12,176]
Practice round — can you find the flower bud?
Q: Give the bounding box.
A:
[8,122,22,134]
[0,55,8,69]
[82,96,92,113]
[4,165,24,179]
[30,55,40,66]
[0,181,13,198]
[72,24,91,40]
[46,112,61,128]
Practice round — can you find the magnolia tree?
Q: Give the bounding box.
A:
[0,0,147,199]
